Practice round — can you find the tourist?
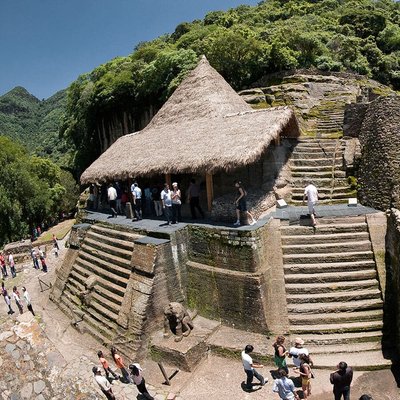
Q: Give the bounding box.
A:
[288,337,309,368]
[115,182,122,215]
[131,182,142,220]
[0,252,8,278]
[31,248,40,269]
[272,368,300,400]
[1,282,14,315]
[171,182,182,224]
[303,181,318,227]
[129,363,154,399]
[107,183,118,218]
[144,186,152,216]
[151,185,162,217]
[22,287,35,316]
[293,353,313,399]
[98,350,119,382]
[8,253,16,278]
[233,180,257,226]
[53,234,59,251]
[121,189,129,215]
[273,335,289,374]
[92,366,116,400]
[161,183,173,225]
[110,346,131,383]
[330,361,353,400]
[40,255,48,273]
[187,178,204,219]
[12,286,24,314]
[241,344,267,391]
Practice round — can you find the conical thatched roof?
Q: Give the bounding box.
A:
[149,55,250,127]
[81,56,300,184]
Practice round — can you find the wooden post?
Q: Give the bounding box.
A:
[165,173,172,187]
[206,173,214,212]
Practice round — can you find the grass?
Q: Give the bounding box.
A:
[35,219,76,243]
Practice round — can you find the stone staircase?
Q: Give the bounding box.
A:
[290,104,356,204]
[280,216,390,369]
[58,224,143,353]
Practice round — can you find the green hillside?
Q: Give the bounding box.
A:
[0,87,70,166]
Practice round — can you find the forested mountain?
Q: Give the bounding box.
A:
[0,87,71,167]
[60,0,400,177]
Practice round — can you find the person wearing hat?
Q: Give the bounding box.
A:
[171,182,182,224]
[288,338,310,369]
[92,366,116,400]
[129,363,154,400]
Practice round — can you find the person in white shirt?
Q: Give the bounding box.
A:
[107,184,118,218]
[129,363,154,399]
[273,369,300,400]
[303,182,318,226]
[241,344,267,391]
[131,182,142,220]
[160,183,173,225]
[288,338,310,368]
[8,253,16,278]
[92,366,115,400]
[22,287,35,316]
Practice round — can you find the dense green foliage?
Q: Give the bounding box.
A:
[0,87,71,167]
[61,0,400,176]
[0,136,79,247]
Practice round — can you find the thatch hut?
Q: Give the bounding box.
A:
[81,56,300,213]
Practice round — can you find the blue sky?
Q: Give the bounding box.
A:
[0,0,259,99]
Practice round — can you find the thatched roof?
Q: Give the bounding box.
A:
[81,56,299,184]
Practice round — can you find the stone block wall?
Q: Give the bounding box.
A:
[385,209,400,355]
[186,221,289,334]
[358,95,400,210]
[343,103,368,138]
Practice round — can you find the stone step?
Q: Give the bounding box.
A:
[284,268,377,283]
[283,250,373,264]
[285,278,378,294]
[281,231,369,245]
[284,260,375,274]
[287,298,383,314]
[290,319,383,334]
[84,236,133,261]
[287,289,381,305]
[291,164,342,173]
[292,186,351,194]
[292,151,338,159]
[291,189,357,205]
[316,126,343,132]
[71,264,127,297]
[308,341,382,355]
[80,242,132,271]
[298,331,382,346]
[75,257,129,288]
[78,249,131,279]
[280,222,367,235]
[86,229,135,253]
[292,167,346,180]
[291,158,343,167]
[291,174,347,183]
[294,140,340,147]
[312,350,391,370]
[282,240,371,254]
[90,224,141,243]
[289,309,383,325]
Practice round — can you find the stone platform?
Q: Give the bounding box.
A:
[150,315,220,372]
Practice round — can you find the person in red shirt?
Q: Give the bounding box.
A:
[98,350,119,382]
[111,346,131,383]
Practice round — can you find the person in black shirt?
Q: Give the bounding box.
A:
[330,361,353,400]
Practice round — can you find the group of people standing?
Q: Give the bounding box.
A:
[1,281,35,316]
[242,337,368,400]
[0,252,17,279]
[94,347,153,400]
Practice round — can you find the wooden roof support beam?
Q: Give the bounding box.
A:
[206,173,214,212]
